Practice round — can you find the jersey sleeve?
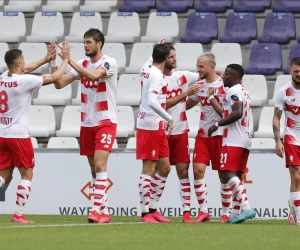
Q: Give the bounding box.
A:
[148,73,172,122]
[182,71,199,86]
[275,87,286,111]
[99,57,117,77]
[70,59,85,80]
[227,88,243,106]
[22,74,44,90]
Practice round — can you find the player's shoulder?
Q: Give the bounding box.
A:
[101,54,116,64]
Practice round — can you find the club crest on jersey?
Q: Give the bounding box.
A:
[231,95,239,101]
[289,155,293,162]
[104,62,110,70]
[151,150,156,157]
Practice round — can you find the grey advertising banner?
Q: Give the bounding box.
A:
[0,151,289,218]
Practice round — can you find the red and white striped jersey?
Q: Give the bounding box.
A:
[0,71,44,138]
[137,59,172,130]
[275,81,300,145]
[70,55,118,127]
[165,71,199,135]
[222,84,251,149]
[190,78,225,138]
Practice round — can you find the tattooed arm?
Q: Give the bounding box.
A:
[273,108,284,158]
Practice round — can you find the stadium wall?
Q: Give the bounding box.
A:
[0,149,289,219]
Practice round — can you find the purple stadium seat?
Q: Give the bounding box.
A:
[219,12,256,44]
[157,0,193,13]
[180,12,218,44]
[234,0,271,12]
[283,44,300,74]
[195,0,232,13]
[119,0,155,13]
[272,0,300,13]
[245,43,282,75]
[258,13,295,44]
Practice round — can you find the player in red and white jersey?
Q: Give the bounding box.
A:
[208,64,256,224]
[151,41,202,223]
[273,57,300,226]
[0,42,70,223]
[52,29,117,224]
[137,44,174,223]
[185,52,231,223]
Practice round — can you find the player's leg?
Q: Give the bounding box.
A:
[289,165,300,226]
[284,143,300,225]
[176,162,193,223]
[139,159,159,223]
[0,137,14,187]
[93,149,111,223]
[7,138,35,223]
[218,171,232,223]
[149,132,171,222]
[193,136,210,223]
[80,127,102,223]
[136,129,160,223]
[221,147,255,223]
[227,171,243,221]
[211,136,231,223]
[169,133,192,222]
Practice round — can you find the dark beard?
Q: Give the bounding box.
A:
[85,50,97,58]
[292,77,300,86]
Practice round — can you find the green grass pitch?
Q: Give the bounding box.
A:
[0,215,299,250]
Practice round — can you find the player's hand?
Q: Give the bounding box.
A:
[58,41,70,61]
[275,140,284,158]
[208,124,218,137]
[185,84,202,96]
[166,119,173,137]
[207,86,215,98]
[157,38,165,44]
[45,41,57,62]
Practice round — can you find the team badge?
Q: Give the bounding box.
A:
[104,62,110,70]
[289,155,293,162]
[231,95,239,101]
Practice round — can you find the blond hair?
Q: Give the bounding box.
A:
[197,52,216,65]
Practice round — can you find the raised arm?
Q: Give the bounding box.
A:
[42,42,75,87]
[273,108,284,158]
[24,41,57,74]
[68,59,106,81]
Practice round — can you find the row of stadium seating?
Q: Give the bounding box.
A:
[1,10,300,44]
[1,41,298,76]
[118,0,300,13]
[27,104,284,141]
[0,0,117,13]
[31,136,277,150]
[1,1,299,14]
[27,74,289,108]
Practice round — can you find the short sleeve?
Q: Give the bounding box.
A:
[100,57,117,78]
[181,71,199,86]
[22,75,44,90]
[275,87,286,111]
[227,88,243,106]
